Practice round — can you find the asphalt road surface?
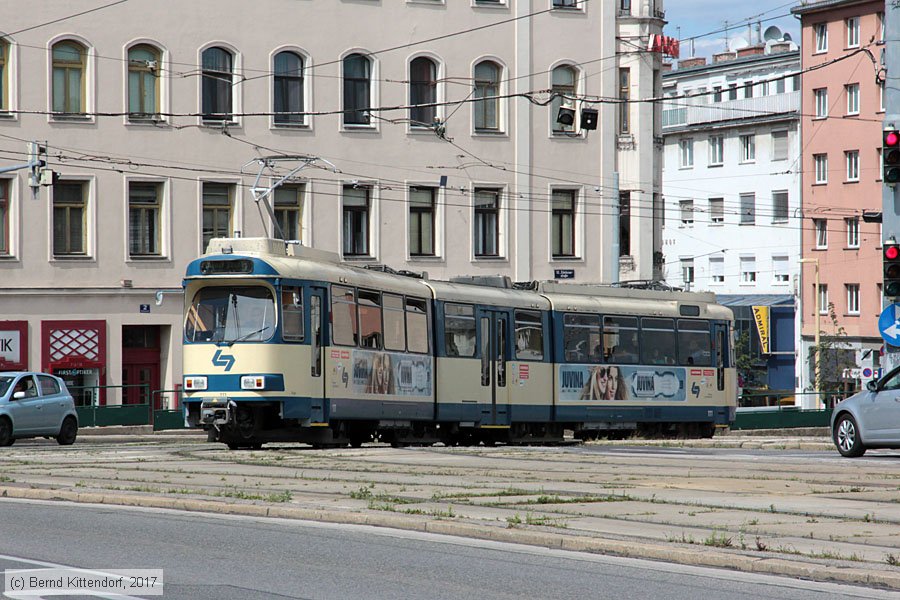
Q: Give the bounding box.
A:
[0,499,895,600]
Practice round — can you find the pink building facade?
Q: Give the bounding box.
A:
[793,0,884,400]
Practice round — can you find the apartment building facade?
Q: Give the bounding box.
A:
[0,1,664,405]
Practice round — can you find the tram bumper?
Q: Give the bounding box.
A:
[200,398,236,427]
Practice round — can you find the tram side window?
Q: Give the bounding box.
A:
[603,316,639,364]
[514,310,544,360]
[358,289,383,349]
[282,287,304,342]
[641,318,676,365]
[678,320,712,366]
[564,314,601,363]
[445,303,476,357]
[383,293,406,351]
[406,297,430,354]
[331,285,357,346]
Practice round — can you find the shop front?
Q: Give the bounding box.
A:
[42,320,107,406]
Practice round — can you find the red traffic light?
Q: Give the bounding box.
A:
[887,245,900,260]
[886,130,900,147]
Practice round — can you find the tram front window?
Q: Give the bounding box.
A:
[185,286,275,343]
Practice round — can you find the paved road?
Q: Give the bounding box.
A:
[0,499,894,600]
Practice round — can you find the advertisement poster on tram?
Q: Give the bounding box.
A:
[558,365,687,402]
[331,349,432,396]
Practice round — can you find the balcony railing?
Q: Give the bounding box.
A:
[662,90,799,128]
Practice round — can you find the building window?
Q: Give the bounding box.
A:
[342,185,370,256]
[846,217,859,248]
[0,40,7,112]
[740,193,755,225]
[815,23,828,52]
[619,191,630,256]
[818,284,829,314]
[846,284,860,314]
[773,256,789,283]
[619,0,631,12]
[814,88,827,118]
[128,182,161,257]
[410,57,437,127]
[712,86,722,103]
[775,77,785,94]
[846,17,860,47]
[772,131,788,161]
[709,256,724,283]
[273,51,304,126]
[739,134,755,163]
[681,258,694,285]
[814,154,828,184]
[679,199,694,225]
[617,67,629,134]
[473,188,500,257]
[709,197,724,224]
[772,191,789,223]
[52,181,87,256]
[814,218,827,248]
[708,135,723,166]
[343,53,371,126]
[274,184,303,241]
[845,83,859,115]
[201,47,233,122]
[52,41,86,115]
[473,61,501,132]
[409,186,435,256]
[552,65,578,134]
[127,45,160,120]
[201,183,232,252]
[740,256,757,284]
[728,84,738,101]
[743,81,754,99]
[679,138,693,168]
[551,189,576,257]
[553,0,578,6]
[845,150,859,182]
[0,179,8,254]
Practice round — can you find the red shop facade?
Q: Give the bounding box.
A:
[42,320,107,406]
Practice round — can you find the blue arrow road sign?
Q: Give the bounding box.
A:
[878,304,900,345]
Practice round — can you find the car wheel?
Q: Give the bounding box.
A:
[833,413,866,458]
[0,417,13,447]
[56,416,78,446]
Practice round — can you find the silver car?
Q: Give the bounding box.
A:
[0,372,79,447]
[832,369,900,457]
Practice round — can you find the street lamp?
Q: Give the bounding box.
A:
[800,258,821,408]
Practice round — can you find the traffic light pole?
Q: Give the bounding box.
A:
[886,6,900,373]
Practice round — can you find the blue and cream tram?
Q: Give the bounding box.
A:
[181,238,736,449]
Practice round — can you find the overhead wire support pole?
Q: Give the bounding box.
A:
[0,142,48,198]
[885,4,900,373]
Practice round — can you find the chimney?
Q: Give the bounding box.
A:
[736,45,765,58]
[678,57,707,69]
[712,51,737,63]
[661,61,673,72]
[769,42,792,54]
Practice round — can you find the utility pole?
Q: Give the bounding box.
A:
[884,5,900,373]
[0,142,52,198]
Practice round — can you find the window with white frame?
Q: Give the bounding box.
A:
[846,83,859,115]
[201,47,234,122]
[709,256,724,283]
[815,23,828,52]
[551,189,576,257]
[708,135,723,166]
[681,258,694,285]
[740,256,757,283]
[814,88,827,118]
[343,53,372,126]
[846,17,860,47]
[473,60,501,132]
[814,218,827,248]
[772,130,788,161]
[274,184,304,242]
[740,193,755,225]
[0,179,8,255]
[127,44,161,121]
[202,182,232,253]
[0,40,8,114]
[814,154,828,184]
[617,68,629,134]
[473,188,501,257]
[409,56,438,128]
[846,284,860,314]
[845,150,859,181]
[343,184,371,256]
[52,41,87,116]
[773,256,789,283]
[818,284,829,314]
[53,181,87,256]
[679,199,694,225]
[679,138,693,168]
[772,191,789,223]
[409,186,436,256]
[552,65,578,134]
[846,217,859,248]
[273,51,305,126]
[128,181,161,257]
[709,198,724,224]
[739,134,755,162]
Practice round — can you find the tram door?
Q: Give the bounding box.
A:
[477,309,510,425]
[714,323,728,392]
[309,287,327,419]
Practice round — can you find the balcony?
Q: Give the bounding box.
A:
[662,90,799,129]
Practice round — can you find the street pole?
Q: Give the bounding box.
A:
[801,258,820,407]
[885,5,900,374]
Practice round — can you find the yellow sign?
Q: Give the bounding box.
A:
[752,305,770,354]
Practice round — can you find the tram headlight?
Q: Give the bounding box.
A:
[184,376,208,391]
[241,375,268,390]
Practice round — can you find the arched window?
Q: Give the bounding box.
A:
[128,44,160,119]
[551,65,577,133]
[273,51,304,125]
[52,41,86,114]
[0,39,8,112]
[201,47,233,121]
[409,57,437,127]
[343,53,371,126]
[473,60,500,131]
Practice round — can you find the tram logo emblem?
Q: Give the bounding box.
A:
[212,349,235,372]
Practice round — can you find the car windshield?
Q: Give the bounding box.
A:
[185,286,276,344]
[0,376,11,396]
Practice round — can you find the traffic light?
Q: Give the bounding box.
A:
[884,240,900,298]
[883,129,900,184]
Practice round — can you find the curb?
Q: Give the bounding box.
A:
[2,485,897,591]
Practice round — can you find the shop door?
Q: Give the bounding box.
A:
[122,326,161,406]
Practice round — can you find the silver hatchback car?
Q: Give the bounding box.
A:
[832,368,900,457]
[0,372,79,447]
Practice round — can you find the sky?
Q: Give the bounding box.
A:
[663,0,800,59]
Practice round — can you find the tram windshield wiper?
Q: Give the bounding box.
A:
[222,325,271,346]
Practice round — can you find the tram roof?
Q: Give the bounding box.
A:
[423,280,550,310]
